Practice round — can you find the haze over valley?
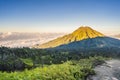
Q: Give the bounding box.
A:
[0,32,65,47]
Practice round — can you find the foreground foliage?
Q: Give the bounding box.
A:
[0,47,110,80]
[0,57,106,80]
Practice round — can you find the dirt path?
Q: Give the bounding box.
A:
[87,59,120,80]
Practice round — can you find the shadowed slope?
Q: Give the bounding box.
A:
[55,37,120,50]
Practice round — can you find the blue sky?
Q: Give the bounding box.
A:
[0,0,120,34]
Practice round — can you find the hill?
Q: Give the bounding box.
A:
[35,26,104,48]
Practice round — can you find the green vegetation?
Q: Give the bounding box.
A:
[0,46,115,80]
[20,58,33,66]
[0,57,106,80]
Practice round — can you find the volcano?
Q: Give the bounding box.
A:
[35,26,105,48]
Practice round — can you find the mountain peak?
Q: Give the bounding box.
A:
[35,26,105,48]
[72,26,104,39]
[74,26,98,33]
[77,26,91,28]
[73,26,92,33]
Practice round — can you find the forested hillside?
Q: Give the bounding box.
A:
[0,45,120,80]
[0,47,120,72]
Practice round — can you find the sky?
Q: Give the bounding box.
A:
[0,0,120,35]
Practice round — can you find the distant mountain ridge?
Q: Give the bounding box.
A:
[36,26,105,48]
[114,34,120,38]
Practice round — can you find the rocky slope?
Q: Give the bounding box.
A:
[87,60,120,80]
